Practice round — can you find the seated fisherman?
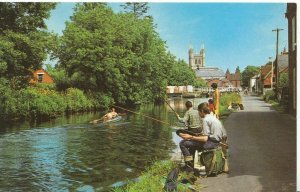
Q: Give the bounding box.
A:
[176,101,202,134]
[178,102,227,172]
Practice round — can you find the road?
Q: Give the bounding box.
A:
[198,95,296,192]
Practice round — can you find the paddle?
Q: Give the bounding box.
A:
[89,112,109,124]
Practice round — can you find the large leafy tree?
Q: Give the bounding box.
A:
[167,59,196,86]
[194,78,207,87]
[241,65,260,87]
[121,2,150,18]
[0,2,56,89]
[56,3,170,104]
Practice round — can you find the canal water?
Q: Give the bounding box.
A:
[0,97,208,191]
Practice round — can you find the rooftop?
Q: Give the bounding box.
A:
[277,54,288,72]
[195,67,225,79]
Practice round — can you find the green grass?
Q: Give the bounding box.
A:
[113,160,203,192]
[269,100,288,113]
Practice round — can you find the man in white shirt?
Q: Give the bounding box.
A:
[178,102,227,172]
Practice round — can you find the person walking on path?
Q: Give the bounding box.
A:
[211,83,220,119]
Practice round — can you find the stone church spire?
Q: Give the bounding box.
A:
[188,45,194,69]
[188,43,206,70]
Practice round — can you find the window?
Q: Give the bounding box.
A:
[37,74,43,83]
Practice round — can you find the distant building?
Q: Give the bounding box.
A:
[250,74,261,93]
[188,44,240,88]
[285,3,297,116]
[30,68,54,84]
[188,44,206,70]
[261,62,273,90]
[194,67,225,80]
[259,49,288,94]
[225,68,241,87]
[206,78,230,88]
[274,48,289,82]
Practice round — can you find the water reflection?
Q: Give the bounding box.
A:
[0,97,208,191]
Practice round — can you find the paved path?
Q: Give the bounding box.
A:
[198,95,296,192]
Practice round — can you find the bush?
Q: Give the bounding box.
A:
[0,78,20,119]
[263,90,276,102]
[220,92,242,108]
[20,86,66,118]
[85,91,114,110]
[279,72,288,88]
[0,84,109,120]
[65,88,93,112]
[0,78,116,121]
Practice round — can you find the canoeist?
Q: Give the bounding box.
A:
[90,107,118,124]
[102,107,118,121]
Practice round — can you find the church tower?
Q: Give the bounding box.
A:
[188,45,194,69]
[199,44,206,68]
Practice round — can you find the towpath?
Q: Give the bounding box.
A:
[198,95,296,192]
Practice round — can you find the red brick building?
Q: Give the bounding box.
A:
[30,68,54,84]
[261,63,272,89]
[225,68,241,87]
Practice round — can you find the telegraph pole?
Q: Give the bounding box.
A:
[269,57,273,89]
[272,28,283,88]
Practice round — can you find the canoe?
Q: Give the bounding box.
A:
[90,115,122,124]
[103,115,122,123]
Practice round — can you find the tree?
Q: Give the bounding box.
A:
[194,78,207,88]
[241,66,260,88]
[167,59,196,86]
[279,72,288,88]
[55,3,171,104]
[0,3,56,33]
[235,66,241,74]
[121,3,150,18]
[0,2,56,89]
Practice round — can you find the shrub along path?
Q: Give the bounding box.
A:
[197,95,296,192]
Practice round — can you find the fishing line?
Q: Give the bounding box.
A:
[112,105,170,125]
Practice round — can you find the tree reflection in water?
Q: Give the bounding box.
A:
[0,98,207,191]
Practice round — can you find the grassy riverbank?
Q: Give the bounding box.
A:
[113,92,241,191]
[0,84,113,121]
[113,160,202,192]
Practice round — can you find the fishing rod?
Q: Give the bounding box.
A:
[163,98,178,116]
[112,105,170,125]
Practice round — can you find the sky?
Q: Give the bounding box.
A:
[45,2,288,73]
